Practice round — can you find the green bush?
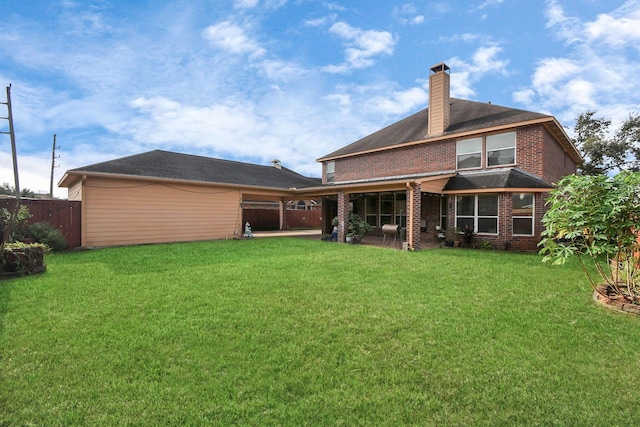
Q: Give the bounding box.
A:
[1,242,48,274]
[22,222,68,252]
[539,172,640,303]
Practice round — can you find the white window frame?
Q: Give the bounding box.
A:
[512,193,534,236]
[486,131,516,167]
[440,196,448,230]
[455,194,499,235]
[325,161,335,183]
[456,137,483,170]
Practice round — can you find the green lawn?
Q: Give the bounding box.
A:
[1,238,639,425]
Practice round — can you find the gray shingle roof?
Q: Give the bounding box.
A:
[319,98,551,160]
[442,168,553,191]
[67,150,322,190]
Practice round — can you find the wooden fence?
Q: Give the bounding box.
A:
[242,208,322,231]
[1,198,82,249]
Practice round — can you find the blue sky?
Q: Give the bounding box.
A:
[1,0,639,197]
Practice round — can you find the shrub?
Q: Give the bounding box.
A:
[347,213,371,237]
[1,242,48,274]
[461,225,476,244]
[22,222,68,252]
[479,241,493,250]
[539,172,640,304]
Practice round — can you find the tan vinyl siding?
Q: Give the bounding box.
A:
[67,180,83,201]
[82,177,241,247]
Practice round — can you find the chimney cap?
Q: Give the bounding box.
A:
[430,62,450,74]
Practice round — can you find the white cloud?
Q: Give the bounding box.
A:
[324,22,396,72]
[234,0,260,9]
[429,2,452,14]
[259,59,308,80]
[447,45,509,98]
[58,1,113,37]
[477,0,505,10]
[516,1,640,126]
[392,4,425,25]
[544,0,583,45]
[584,4,640,47]
[304,15,336,27]
[366,87,428,115]
[202,21,265,57]
[0,150,65,197]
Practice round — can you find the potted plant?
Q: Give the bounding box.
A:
[443,228,457,247]
[461,224,476,246]
[347,213,371,243]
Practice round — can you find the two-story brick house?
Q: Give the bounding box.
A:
[311,63,582,250]
[59,62,581,250]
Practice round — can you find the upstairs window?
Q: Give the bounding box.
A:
[487,132,516,167]
[325,161,335,183]
[457,137,482,169]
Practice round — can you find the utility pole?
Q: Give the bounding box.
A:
[1,84,20,200]
[1,84,20,247]
[50,133,60,198]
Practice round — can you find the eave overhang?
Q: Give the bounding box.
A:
[58,171,302,197]
[317,117,583,164]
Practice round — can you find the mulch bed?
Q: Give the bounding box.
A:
[593,284,640,315]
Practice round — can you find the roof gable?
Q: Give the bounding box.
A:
[319,98,553,160]
[61,150,321,190]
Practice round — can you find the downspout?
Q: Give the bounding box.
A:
[406,182,414,250]
[81,175,87,247]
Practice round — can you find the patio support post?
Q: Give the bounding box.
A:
[337,190,349,242]
[406,182,422,249]
[279,197,288,230]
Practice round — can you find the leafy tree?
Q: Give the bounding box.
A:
[573,111,640,175]
[539,172,640,303]
[1,204,32,247]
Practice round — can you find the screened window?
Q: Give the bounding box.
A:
[486,132,516,166]
[456,194,499,234]
[325,161,335,183]
[512,193,534,235]
[380,192,393,226]
[365,193,378,227]
[457,137,482,169]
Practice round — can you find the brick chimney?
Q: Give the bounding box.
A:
[427,62,450,136]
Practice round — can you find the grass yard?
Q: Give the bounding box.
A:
[1,238,640,425]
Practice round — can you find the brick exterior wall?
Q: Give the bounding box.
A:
[337,190,349,242]
[542,128,578,183]
[407,183,422,249]
[333,140,455,182]
[325,124,577,251]
[445,192,546,251]
[421,193,441,243]
[516,125,544,177]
